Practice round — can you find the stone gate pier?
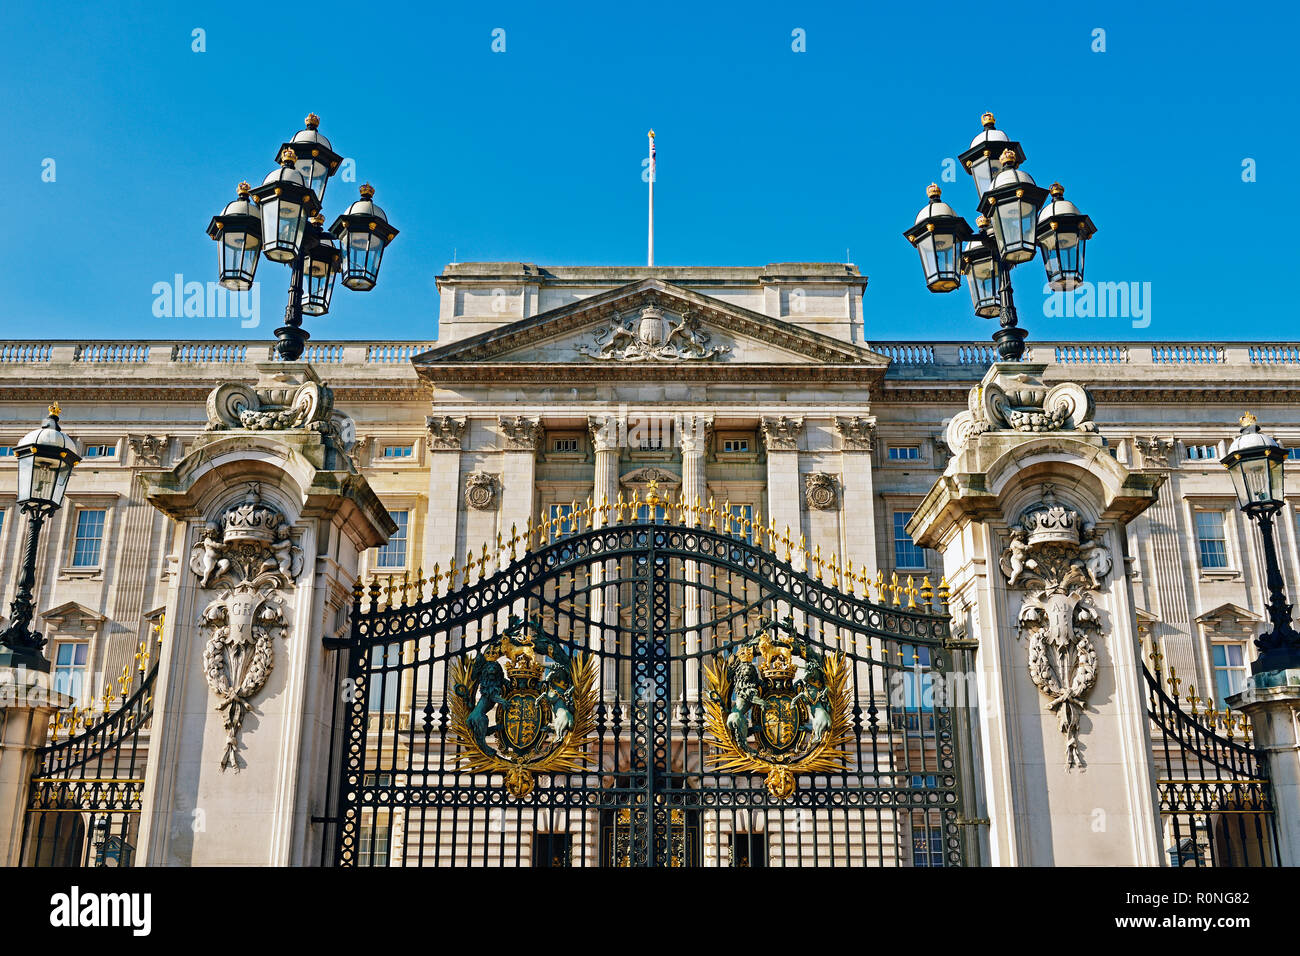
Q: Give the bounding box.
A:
[909,362,1167,865]
[135,363,394,865]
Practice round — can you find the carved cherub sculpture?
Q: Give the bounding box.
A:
[1003,527,1030,586]
[195,522,230,588]
[1076,526,1112,588]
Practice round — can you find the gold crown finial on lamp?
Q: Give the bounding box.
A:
[981,111,996,128]
[926,183,941,201]
[305,112,320,129]
[1240,411,1258,428]
[280,147,298,166]
[48,401,61,418]
[998,148,1018,168]
[236,181,252,197]
[359,182,375,199]
[1049,182,1064,198]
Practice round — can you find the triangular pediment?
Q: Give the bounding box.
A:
[1195,602,1261,628]
[39,601,106,630]
[415,279,888,372]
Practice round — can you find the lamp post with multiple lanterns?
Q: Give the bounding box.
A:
[0,404,80,672]
[904,113,1097,361]
[207,114,398,361]
[1223,413,1300,674]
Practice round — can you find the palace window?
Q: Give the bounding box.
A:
[1186,443,1219,461]
[375,510,409,568]
[83,444,116,459]
[725,504,754,544]
[381,444,412,459]
[1193,510,1229,569]
[897,645,934,713]
[368,644,401,713]
[910,811,946,867]
[358,819,391,867]
[888,445,921,461]
[53,641,89,705]
[0,445,13,456]
[893,511,928,569]
[549,503,576,540]
[0,508,5,541]
[729,832,766,867]
[552,437,580,453]
[533,833,572,867]
[722,438,750,453]
[634,504,666,523]
[1212,642,1248,709]
[1287,447,1300,460]
[71,509,106,567]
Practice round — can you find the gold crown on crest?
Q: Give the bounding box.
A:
[221,484,283,545]
[756,632,795,680]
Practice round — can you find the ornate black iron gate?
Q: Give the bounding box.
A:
[22,625,160,866]
[328,498,971,867]
[1144,647,1279,867]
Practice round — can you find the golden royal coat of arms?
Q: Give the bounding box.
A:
[450,616,598,798]
[705,622,852,800]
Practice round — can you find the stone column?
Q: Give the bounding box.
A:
[588,416,621,700]
[679,416,712,703]
[423,416,465,573]
[909,363,1166,866]
[835,416,879,581]
[0,667,69,866]
[498,416,540,540]
[135,364,394,866]
[762,416,803,547]
[1229,674,1300,865]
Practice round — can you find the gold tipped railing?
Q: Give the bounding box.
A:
[354,484,952,618]
[48,613,164,744]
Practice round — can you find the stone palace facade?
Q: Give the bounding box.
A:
[2,262,1298,856]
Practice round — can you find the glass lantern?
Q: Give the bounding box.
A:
[330,184,399,292]
[250,149,320,263]
[978,151,1048,264]
[206,182,262,291]
[903,184,974,293]
[1037,183,1097,292]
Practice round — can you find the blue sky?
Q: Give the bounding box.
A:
[1,1,1294,345]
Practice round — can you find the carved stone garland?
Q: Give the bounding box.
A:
[999,484,1113,768]
[190,484,304,771]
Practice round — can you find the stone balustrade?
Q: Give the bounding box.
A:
[0,338,1294,380]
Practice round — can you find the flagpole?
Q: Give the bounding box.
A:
[647,129,655,267]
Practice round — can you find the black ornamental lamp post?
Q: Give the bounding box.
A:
[1223,413,1300,674]
[903,113,1097,361]
[207,114,398,361]
[0,404,81,672]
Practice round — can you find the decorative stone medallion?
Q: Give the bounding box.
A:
[465,472,498,511]
[804,472,838,510]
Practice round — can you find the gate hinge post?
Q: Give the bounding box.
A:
[955,815,990,826]
[944,636,979,652]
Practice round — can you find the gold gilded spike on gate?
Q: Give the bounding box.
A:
[905,575,918,609]
[782,526,792,563]
[509,524,519,562]
[812,544,823,582]
[889,571,901,606]
[707,497,717,530]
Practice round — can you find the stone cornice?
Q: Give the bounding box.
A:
[414,362,880,385]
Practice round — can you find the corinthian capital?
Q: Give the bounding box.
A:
[425,415,466,451]
[834,416,876,452]
[761,416,804,452]
[677,415,713,457]
[588,415,621,453]
[499,416,542,451]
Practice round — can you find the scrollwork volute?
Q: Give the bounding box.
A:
[999,484,1113,769]
[190,484,303,771]
[946,365,1098,456]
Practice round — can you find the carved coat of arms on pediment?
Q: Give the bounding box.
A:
[577,305,730,362]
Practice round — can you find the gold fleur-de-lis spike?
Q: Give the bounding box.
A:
[398,570,410,607]
[414,566,425,602]
[1166,666,1181,697]
[447,556,457,592]
[466,550,476,585]
[812,544,823,582]
[707,497,717,530]
[875,570,886,604]
[846,558,857,596]
[429,563,440,597]
[905,575,918,609]
[1224,714,1235,739]
[585,497,594,529]
[1187,686,1199,715]
[481,542,490,577]
[509,523,519,562]
[890,571,901,606]
[782,526,792,563]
